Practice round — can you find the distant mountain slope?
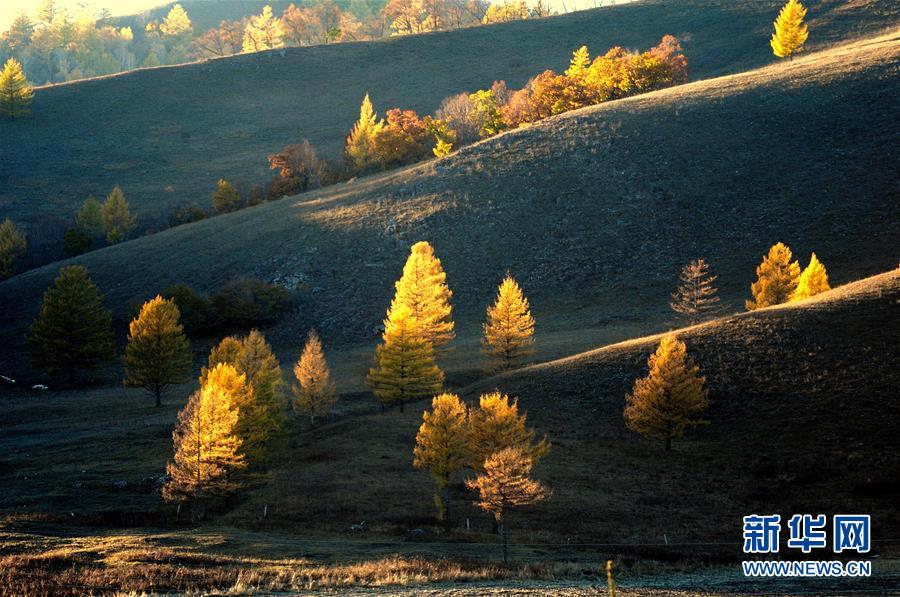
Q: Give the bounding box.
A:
[1,0,897,259]
[228,269,900,546]
[1,32,897,379]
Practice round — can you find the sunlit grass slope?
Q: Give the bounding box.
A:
[1,0,897,255]
[1,32,898,379]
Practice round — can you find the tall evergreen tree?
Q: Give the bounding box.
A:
[465,447,550,564]
[292,329,336,425]
[212,179,241,214]
[770,0,809,59]
[391,241,455,350]
[624,334,708,451]
[791,252,830,301]
[746,242,800,310]
[670,258,722,325]
[413,393,469,523]
[28,266,115,384]
[101,186,136,244]
[367,303,443,411]
[345,94,383,173]
[0,218,27,279]
[160,3,193,37]
[467,391,549,472]
[163,363,246,508]
[75,196,104,242]
[482,274,535,371]
[124,295,192,407]
[0,58,34,118]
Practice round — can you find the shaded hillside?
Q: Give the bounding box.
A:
[1,0,897,257]
[1,33,897,379]
[228,270,900,548]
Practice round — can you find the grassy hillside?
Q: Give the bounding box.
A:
[1,0,897,258]
[3,270,897,557]
[1,32,898,379]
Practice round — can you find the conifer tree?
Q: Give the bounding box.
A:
[204,331,286,464]
[413,393,469,523]
[0,58,34,118]
[670,258,722,325]
[482,274,535,371]
[75,196,104,242]
[624,334,708,451]
[101,186,136,244]
[28,266,115,384]
[467,391,549,472]
[212,179,241,214]
[770,0,809,59]
[124,295,192,407]
[391,241,455,350]
[292,329,336,424]
[565,45,591,78]
[367,303,443,411]
[163,363,246,508]
[465,447,550,564]
[242,5,285,53]
[746,242,800,310]
[345,94,383,173]
[0,218,27,279]
[791,252,830,301]
[160,3,193,37]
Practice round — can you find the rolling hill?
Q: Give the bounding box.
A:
[1,31,897,380]
[1,0,897,260]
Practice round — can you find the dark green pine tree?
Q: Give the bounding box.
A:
[28,266,115,384]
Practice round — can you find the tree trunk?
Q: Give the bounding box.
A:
[441,486,452,530]
[500,516,508,564]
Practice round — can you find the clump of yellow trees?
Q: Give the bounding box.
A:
[746,242,830,310]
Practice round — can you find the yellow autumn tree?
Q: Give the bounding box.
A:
[160,3,193,37]
[163,363,246,509]
[770,0,809,59]
[791,252,830,301]
[345,94,384,173]
[746,242,801,310]
[367,303,443,411]
[242,5,285,53]
[565,45,591,79]
[0,57,34,118]
[413,393,469,523]
[123,295,192,407]
[624,334,708,451]
[292,329,336,424]
[467,391,549,471]
[482,274,535,371]
[203,330,286,465]
[392,240,455,350]
[466,447,550,564]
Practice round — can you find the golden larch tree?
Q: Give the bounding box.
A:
[292,329,336,424]
[392,240,455,349]
[124,295,192,407]
[0,58,34,118]
[163,363,247,509]
[367,303,443,411]
[465,447,550,564]
[670,258,721,325]
[345,93,384,173]
[746,242,801,310]
[27,266,115,384]
[482,274,535,371]
[242,5,285,52]
[413,393,469,523]
[101,186,136,244]
[624,334,708,451]
[467,391,549,471]
[160,3,193,37]
[203,330,286,465]
[0,218,27,279]
[565,45,591,79]
[770,0,809,59]
[791,252,830,301]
